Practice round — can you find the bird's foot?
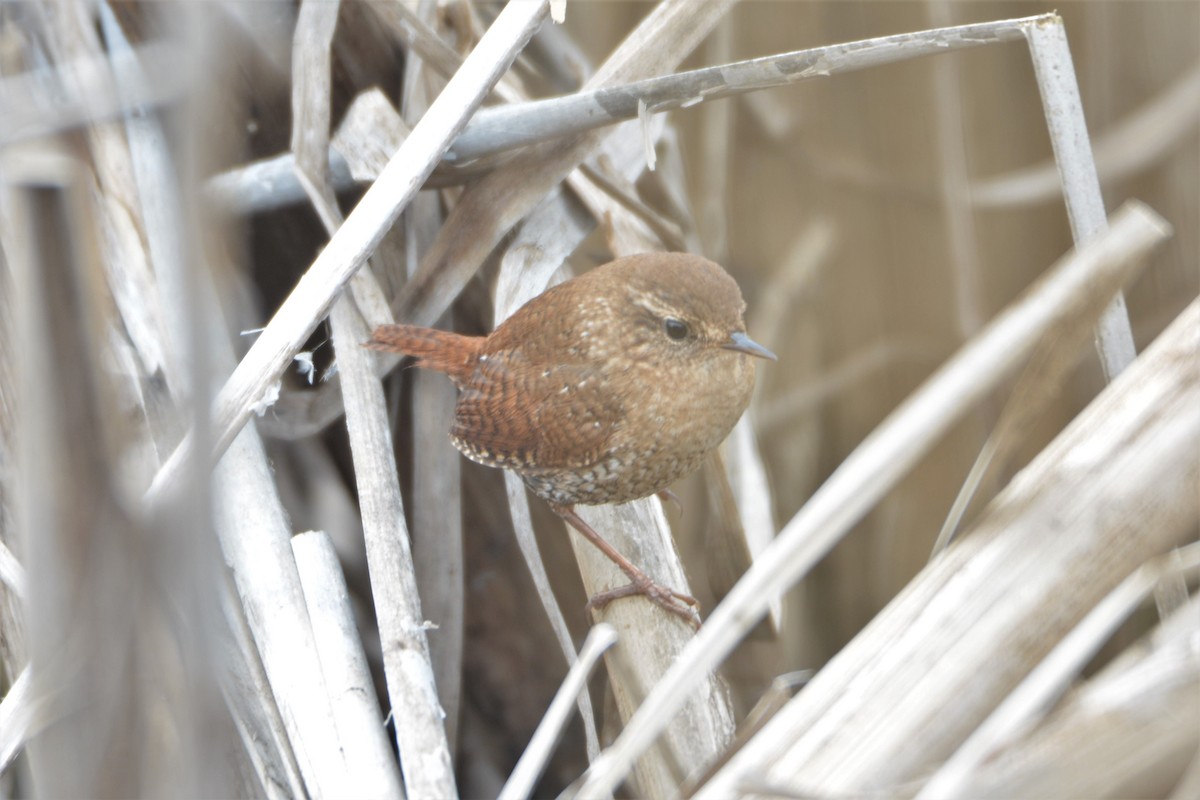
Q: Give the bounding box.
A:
[550,502,701,628]
[586,576,701,629]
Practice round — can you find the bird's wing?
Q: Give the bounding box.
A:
[449,353,620,471]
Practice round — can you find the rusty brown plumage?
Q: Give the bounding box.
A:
[366,252,775,625]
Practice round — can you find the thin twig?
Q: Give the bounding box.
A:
[447,15,1040,163]
[498,625,618,800]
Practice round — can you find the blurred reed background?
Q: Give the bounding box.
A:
[0,1,1196,798]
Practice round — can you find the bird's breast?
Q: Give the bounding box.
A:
[517,350,755,506]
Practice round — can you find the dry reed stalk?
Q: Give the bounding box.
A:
[1026,17,1137,380]
[331,293,455,796]
[498,623,617,800]
[701,296,1199,797]
[218,573,308,799]
[291,531,404,798]
[957,592,1200,798]
[919,540,1200,799]
[0,38,184,145]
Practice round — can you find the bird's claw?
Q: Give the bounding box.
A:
[586,576,701,629]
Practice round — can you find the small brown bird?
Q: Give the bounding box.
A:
[366,252,775,625]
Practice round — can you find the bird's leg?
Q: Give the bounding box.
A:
[550,503,700,628]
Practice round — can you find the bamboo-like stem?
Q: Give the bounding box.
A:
[957,594,1200,798]
[699,297,1199,796]
[205,148,357,216]
[214,426,350,796]
[449,15,1038,164]
[1025,15,1137,380]
[218,575,308,800]
[331,294,456,796]
[292,531,405,799]
[918,541,1200,799]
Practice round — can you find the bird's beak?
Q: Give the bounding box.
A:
[723,331,777,361]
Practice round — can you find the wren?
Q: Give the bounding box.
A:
[366,252,775,625]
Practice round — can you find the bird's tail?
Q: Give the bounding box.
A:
[364,324,480,383]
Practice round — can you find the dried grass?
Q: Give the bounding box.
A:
[1,2,1196,798]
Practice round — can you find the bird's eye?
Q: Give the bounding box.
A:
[664,318,689,340]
